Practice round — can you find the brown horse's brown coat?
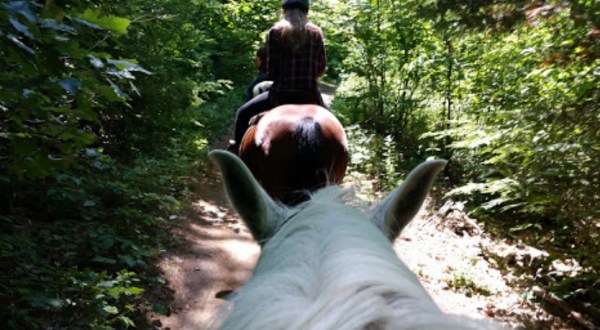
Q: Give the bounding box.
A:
[239,104,348,205]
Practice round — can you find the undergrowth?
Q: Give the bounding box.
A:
[0,89,242,329]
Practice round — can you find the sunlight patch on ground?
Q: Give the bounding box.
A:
[394,199,569,329]
[150,180,260,330]
[224,239,260,264]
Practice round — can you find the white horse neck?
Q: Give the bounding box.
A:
[220,199,448,330]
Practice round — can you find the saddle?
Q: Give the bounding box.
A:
[247,90,324,127]
[269,89,321,107]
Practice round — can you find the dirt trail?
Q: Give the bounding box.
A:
[397,201,569,329]
[149,85,572,330]
[150,164,259,329]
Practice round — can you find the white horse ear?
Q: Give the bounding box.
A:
[370,159,447,241]
[209,150,284,243]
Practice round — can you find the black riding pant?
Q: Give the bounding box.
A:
[234,92,274,147]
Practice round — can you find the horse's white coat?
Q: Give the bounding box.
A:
[210,151,502,330]
[252,80,273,97]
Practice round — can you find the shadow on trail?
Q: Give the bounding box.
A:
[147,163,259,329]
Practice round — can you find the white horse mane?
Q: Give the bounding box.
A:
[209,151,502,330]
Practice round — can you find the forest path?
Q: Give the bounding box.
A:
[150,162,259,329]
[148,84,571,330]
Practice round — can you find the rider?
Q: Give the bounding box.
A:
[229,0,327,153]
[244,43,268,102]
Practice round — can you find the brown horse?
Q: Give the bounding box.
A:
[238,104,348,205]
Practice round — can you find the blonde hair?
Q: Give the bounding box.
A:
[277,8,309,52]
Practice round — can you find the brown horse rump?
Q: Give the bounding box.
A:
[239,104,348,205]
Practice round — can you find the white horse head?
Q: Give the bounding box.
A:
[252,80,273,97]
[210,150,502,330]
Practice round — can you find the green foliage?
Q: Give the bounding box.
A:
[337,0,439,135]
[329,0,444,180]
[68,0,277,155]
[446,271,491,298]
[195,86,246,141]
[1,104,211,328]
[0,106,213,326]
[310,1,353,80]
[427,1,599,316]
[336,0,599,320]
[1,0,266,328]
[0,0,145,180]
[437,6,599,222]
[343,125,399,193]
[0,3,153,325]
[334,1,443,170]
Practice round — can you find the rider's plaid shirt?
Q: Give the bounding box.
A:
[267,22,326,98]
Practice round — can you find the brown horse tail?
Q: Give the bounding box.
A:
[292,117,325,195]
